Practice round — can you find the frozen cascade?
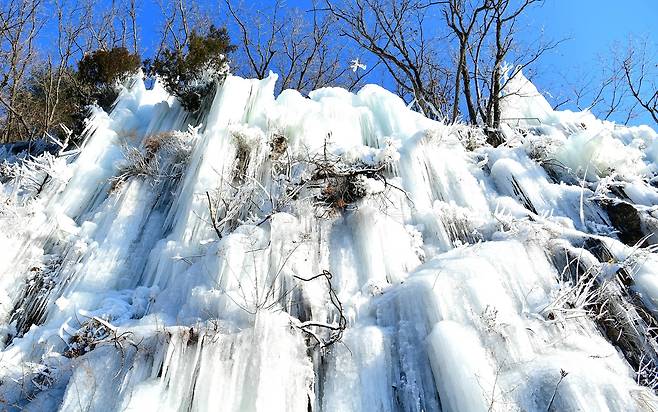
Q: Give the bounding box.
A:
[1,71,658,411]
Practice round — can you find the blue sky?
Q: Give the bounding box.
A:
[130,0,658,124]
[524,0,657,121]
[526,0,656,66]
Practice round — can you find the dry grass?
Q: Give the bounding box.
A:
[109,130,192,191]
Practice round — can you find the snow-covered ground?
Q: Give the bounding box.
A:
[1,71,658,411]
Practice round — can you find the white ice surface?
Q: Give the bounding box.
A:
[0,72,657,411]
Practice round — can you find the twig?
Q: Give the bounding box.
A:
[546,369,568,411]
[206,191,222,239]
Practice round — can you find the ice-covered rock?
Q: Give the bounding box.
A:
[1,72,658,411]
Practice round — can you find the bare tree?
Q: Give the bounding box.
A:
[224,0,282,80]
[324,0,454,120]
[85,0,140,52]
[489,0,541,126]
[445,0,561,130]
[586,53,635,123]
[126,0,140,54]
[154,0,210,59]
[56,0,141,55]
[35,0,92,137]
[443,0,488,123]
[224,0,373,95]
[0,0,43,142]
[0,0,144,144]
[622,38,657,125]
[550,38,655,126]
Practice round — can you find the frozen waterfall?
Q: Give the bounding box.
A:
[2,72,658,411]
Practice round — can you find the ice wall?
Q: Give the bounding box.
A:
[1,72,658,411]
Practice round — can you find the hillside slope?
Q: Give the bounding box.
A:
[1,73,658,411]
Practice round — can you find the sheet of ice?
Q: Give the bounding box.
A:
[0,71,657,412]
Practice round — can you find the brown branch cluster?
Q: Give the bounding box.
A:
[63,316,140,359]
[293,270,348,348]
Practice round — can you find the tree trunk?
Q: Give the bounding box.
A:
[451,41,465,123]
[460,61,478,124]
[492,65,501,127]
[492,18,503,128]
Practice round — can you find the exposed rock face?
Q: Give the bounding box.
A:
[604,201,645,246]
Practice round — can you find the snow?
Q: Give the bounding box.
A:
[0,71,658,411]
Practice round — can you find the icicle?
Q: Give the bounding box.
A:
[1,71,658,412]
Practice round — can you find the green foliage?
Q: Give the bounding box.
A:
[145,25,235,112]
[77,47,141,110]
[78,47,141,87]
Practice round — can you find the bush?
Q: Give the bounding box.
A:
[77,47,141,110]
[145,25,235,112]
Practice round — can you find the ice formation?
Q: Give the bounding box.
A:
[1,71,658,411]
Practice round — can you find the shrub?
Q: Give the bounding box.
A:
[77,47,141,110]
[145,25,235,112]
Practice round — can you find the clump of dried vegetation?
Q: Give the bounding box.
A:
[544,240,658,392]
[63,316,138,359]
[296,144,394,214]
[109,130,194,191]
